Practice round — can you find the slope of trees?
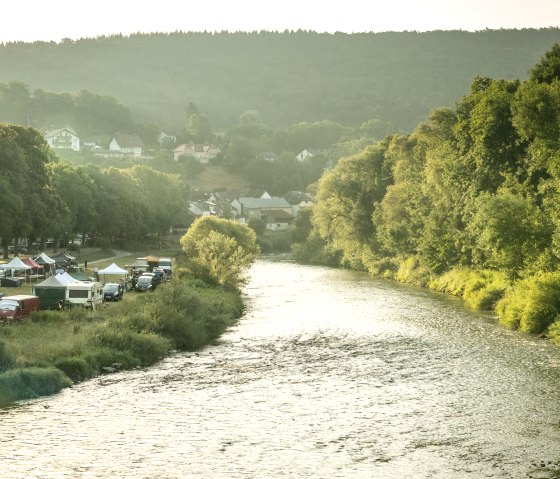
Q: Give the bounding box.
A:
[304,44,560,340]
[1,29,560,131]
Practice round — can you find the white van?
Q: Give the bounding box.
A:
[65,281,103,309]
[158,258,172,278]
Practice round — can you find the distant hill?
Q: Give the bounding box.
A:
[1,29,560,132]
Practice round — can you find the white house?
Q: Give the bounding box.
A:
[231,192,293,227]
[158,131,176,146]
[44,126,80,152]
[109,134,144,157]
[296,149,314,162]
[173,142,221,163]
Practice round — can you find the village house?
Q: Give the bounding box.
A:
[231,192,294,230]
[158,131,176,146]
[44,126,80,152]
[284,190,315,217]
[108,133,144,157]
[173,142,221,163]
[188,192,234,219]
[296,149,314,162]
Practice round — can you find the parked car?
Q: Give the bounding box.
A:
[151,268,166,286]
[135,274,154,292]
[103,283,123,301]
[158,258,172,278]
[0,295,40,320]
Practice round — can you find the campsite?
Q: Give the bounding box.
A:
[0,247,175,313]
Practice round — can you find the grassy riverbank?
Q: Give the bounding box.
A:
[376,257,560,345]
[0,276,243,405]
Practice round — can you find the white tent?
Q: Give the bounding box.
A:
[55,272,77,285]
[97,262,128,286]
[98,263,128,275]
[0,257,32,270]
[0,257,32,284]
[34,252,56,265]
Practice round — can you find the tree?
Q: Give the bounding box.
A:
[467,188,552,276]
[313,139,393,268]
[529,43,560,84]
[179,217,259,290]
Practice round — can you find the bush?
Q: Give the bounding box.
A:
[430,268,509,310]
[94,326,171,365]
[140,279,244,350]
[546,317,560,344]
[496,272,560,333]
[395,257,431,287]
[0,367,71,404]
[54,357,95,382]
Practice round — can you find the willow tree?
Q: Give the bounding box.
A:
[179,217,259,290]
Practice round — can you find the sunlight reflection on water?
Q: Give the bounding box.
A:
[1,257,560,478]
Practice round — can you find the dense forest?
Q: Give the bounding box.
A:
[295,43,560,342]
[1,29,560,132]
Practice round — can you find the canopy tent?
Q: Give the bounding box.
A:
[22,257,45,282]
[55,272,76,285]
[0,257,32,270]
[51,251,76,266]
[0,257,32,285]
[23,258,42,269]
[98,263,128,275]
[34,252,56,265]
[97,262,128,287]
[32,275,67,310]
[70,271,94,282]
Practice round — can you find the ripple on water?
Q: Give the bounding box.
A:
[1,258,560,478]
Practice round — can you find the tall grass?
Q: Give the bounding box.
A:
[0,275,245,404]
[429,268,509,310]
[496,272,560,333]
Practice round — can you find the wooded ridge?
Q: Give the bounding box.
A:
[1,29,560,131]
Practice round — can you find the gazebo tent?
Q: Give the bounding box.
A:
[34,252,56,266]
[51,251,76,268]
[23,257,45,280]
[98,263,128,284]
[55,272,76,284]
[98,263,128,275]
[34,252,56,275]
[0,257,32,285]
[70,271,94,282]
[32,275,67,310]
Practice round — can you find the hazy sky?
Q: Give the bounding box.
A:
[2,0,559,43]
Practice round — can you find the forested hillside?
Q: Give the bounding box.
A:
[1,29,560,131]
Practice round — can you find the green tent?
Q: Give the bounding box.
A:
[32,275,67,310]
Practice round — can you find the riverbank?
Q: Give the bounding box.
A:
[293,244,560,345]
[0,276,244,405]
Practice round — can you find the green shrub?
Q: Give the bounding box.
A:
[546,317,560,344]
[496,272,560,333]
[395,257,431,287]
[54,357,95,382]
[0,367,71,404]
[94,326,171,365]
[141,279,244,350]
[429,268,508,310]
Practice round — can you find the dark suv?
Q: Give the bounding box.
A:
[102,283,123,301]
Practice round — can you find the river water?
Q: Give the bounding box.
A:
[1,257,560,478]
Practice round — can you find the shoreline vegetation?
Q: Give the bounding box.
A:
[0,218,258,405]
[291,44,560,347]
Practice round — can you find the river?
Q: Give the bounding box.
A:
[1,257,560,478]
